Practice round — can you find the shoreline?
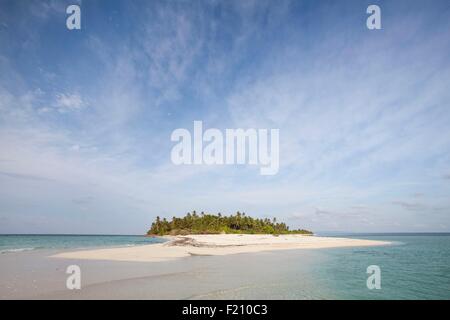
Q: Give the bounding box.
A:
[50,234,391,263]
[1,234,447,299]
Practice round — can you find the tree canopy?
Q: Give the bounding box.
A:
[147,211,312,236]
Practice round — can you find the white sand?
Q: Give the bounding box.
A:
[51,234,390,262]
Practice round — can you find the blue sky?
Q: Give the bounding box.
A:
[0,0,449,234]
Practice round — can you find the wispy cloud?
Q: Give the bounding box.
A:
[0,0,449,233]
[54,93,86,112]
[0,170,55,182]
[391,201,427,212]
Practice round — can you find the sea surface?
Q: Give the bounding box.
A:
[175,233,449,300]
[305,233,450,299]
[0,233,449,299]
[0,234,165,253]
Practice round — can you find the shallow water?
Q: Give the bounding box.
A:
[310,234,450,299]
[212,234,450,299]
[0,234,165,253]
[0,234,449,299]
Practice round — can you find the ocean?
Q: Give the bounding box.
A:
[0,233,449,299]
[306,234,450,299]
[0,234,165,253]
[184,233,450,300]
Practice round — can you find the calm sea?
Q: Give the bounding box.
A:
[306,233,450,299]
[0,234,165,253]
[183,233,450,300]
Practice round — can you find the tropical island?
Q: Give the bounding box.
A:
[53,211,390,263]
[147,211,313,236]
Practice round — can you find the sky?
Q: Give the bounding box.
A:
[0,0,449,234]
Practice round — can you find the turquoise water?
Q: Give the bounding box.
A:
[0,233,449,299]
[307,234,450,299]
[184,233,450,300]
[0,234,165,253]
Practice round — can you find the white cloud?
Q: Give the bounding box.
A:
[54,93,85,112]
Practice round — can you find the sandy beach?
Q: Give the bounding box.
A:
[51,234,391,262]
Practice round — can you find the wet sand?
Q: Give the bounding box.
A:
[0,235,391,299]
[0,246,333,299]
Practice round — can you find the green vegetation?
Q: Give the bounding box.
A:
[147,211,313,236]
